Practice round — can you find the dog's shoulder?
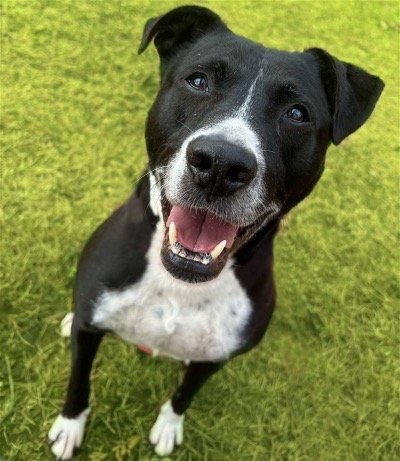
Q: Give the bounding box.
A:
[73,176,157,316]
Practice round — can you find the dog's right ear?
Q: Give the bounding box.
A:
[138,5,227,61]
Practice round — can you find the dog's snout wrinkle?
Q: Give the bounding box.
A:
[187,135,257,200]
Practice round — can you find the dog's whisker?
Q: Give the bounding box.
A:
[177,119,194,133]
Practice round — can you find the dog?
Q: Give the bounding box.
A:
[48,5,384,459]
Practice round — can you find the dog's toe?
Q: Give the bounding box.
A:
[48,409,90,460]
[150,400,184,456]
[60,313,74,338]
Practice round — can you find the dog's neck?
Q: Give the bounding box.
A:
[234,218,280,265]
[131,172,159,223]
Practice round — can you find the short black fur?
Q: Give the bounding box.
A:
[49,5,383,459]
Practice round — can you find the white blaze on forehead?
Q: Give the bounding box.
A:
[236,67,264,118]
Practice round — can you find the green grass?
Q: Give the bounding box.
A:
[1,1,399,460]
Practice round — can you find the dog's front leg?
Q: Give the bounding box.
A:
[48,317,104,460]
[150,361,225,456]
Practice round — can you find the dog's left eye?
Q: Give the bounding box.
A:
[186,73,209,92]
[286,105,309,122]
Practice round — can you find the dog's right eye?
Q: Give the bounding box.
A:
[186,73,209,92]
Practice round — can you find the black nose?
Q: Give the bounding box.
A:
[187,135,258,200]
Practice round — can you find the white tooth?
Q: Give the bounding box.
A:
[200,255,211,265]
[168,222,177,246]
[210,240,226,260]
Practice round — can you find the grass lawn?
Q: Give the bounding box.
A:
[1,1,399,460]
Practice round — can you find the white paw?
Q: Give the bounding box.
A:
[60,313,74,338]
[48,408,90,460]
[149,400,184,456]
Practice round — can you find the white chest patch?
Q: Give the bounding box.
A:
[92,223,252,362]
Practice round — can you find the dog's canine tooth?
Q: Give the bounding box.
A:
[210,240,226,260]
[169,222,177,246]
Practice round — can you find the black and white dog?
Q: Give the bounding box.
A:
[48,5,383,459]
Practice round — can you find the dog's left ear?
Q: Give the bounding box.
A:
[306,48,384,145]
[138,5,227,61]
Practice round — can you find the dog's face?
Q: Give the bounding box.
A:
[139,6,383,283]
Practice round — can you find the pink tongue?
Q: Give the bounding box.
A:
[166,205,238,252]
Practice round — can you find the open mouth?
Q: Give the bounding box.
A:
[160,201,242,283]
[158,189,279,283]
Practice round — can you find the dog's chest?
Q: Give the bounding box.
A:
[92,229,252,362]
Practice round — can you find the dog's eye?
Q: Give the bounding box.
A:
[186,73,209,92]
[286,105,309,122]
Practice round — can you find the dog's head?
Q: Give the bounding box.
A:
[139,5,384,283]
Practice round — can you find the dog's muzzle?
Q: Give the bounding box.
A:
[157,135,268,283]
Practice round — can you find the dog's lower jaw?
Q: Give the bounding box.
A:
[161,243,229,283]
[48,408,90,460]
[149,400,184,456]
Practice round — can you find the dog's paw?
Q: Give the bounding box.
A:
[60,313,74,338]
[48,408,90,460]
[149,400,184,456]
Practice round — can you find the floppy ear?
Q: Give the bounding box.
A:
[138,5,227,60]
[306,48,384,145]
